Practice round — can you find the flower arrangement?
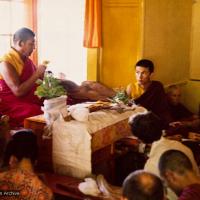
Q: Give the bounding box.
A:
[112,89,130,105]
[35,71,66,99]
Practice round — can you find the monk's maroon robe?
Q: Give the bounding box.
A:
[0,58,43,127]
[135,81,173,127]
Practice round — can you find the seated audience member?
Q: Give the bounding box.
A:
[60,79,116,104]
[0,27,47,128]
[122,170,164,200]
[167,85,200,135]
[0,129,53,200]
[129,111,199,175]
[159,150,200,200]
[126,59,172,128]
[129,111,199,200]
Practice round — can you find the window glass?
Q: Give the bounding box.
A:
[0,36,10,54]
[10,1,26,33]
[0,1,10,34]
[0,0,25,55]
[37,0,86,84]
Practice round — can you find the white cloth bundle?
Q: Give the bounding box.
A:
[68,104,89,122]
[78,175,122,199]
[52,115,92,178]
[78,177,101,196]
[42,95,68,125]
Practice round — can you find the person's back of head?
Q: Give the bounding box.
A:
[159,149,193,178]
[122,170,164,200]
[13,27,35,44]
[135,59,154,73]
[129,111,163,144]
[166,85,181,106]
[3,129,38,167]
[1,130,53,199]
[158,150,196,196]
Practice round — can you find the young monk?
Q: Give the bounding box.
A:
[126,59,172,128]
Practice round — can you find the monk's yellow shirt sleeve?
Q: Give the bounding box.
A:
[129,82,144,99]
[0,48,24,79]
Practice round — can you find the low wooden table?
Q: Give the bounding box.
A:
[24,110,136,183]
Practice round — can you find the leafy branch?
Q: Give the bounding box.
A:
[35,72,66,99]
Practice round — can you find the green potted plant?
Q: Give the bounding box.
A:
[35,71,66,99]
[35,71,68,125]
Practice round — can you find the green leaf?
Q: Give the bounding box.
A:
[35,73,66,99]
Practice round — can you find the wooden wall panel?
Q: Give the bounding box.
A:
[100,0,142,88]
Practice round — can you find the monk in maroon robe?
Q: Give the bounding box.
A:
[0,28,46,128]
[126,59,172,128]
[167,85,200,132]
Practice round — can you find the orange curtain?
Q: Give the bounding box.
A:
[25,0,38,64]
[83,0,102,48]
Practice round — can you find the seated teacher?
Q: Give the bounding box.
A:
[0,27,46,128]
[126,59,172,128]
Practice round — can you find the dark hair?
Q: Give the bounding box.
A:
[135,59,154,73]
[122,170,164,200]
[130,112,163,144]
[159,150,193,177]
[13,27,35,44]
[3,130,38,166]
